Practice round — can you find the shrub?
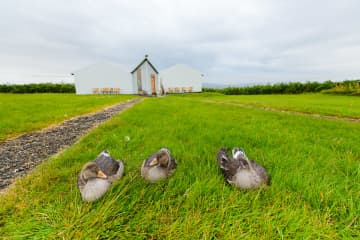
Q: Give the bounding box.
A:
[322,80,360,96]
[203,80,339,95]
[0,83,76,93]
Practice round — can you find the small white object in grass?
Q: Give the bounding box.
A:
[183,188,190,197]
[124,136,130,142]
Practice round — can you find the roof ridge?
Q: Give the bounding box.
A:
[130,57,159,74]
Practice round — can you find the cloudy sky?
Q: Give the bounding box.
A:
[1,0,359,85]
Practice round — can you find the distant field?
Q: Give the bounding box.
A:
[0,94,137,141]
[0,94,359,239]
[193,93,360,119]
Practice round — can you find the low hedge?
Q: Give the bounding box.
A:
[0,83,75,93]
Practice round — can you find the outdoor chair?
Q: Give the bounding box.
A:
[92,88,99,94]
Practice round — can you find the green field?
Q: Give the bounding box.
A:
[195,93,360,118]
[0,94,359,239]
[0,94,137,141]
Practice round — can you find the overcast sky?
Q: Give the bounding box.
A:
[1,0,359,85]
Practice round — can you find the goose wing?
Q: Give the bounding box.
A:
[94,151,120,176]
[168,155,177,170]
[250,160,271,185]
[142,151,159,168]
[217,148,240,181]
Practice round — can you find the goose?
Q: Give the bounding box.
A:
[217,147,270,189]
[141,147,177,182]
[78,151,124,202]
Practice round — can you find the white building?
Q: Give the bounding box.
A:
[160,64,203,93]
[72,56,204,95]
[131,57,160,95]
[72,63,134,94]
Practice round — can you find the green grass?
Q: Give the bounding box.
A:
[0,94,137,141]
[192,93,360,119]
[0,95,359,239]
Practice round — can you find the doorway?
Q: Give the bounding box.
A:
[137,69,142,92]
[151,74,156,95]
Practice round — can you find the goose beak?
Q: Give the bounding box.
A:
[97,170,107,179]
[149,158,159,167]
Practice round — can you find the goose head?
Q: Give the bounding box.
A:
[232,147,252,169]
[149,148,171,168]
[100,150,110,157]
[232,147,247,160]
[80,162,108,182]
[141,147,177,182]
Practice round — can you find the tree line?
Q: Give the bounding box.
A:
[203,80,360,95]
[0,83,75,93]
[1,80,359,95]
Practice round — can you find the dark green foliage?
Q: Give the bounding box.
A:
[203,80,337,95]
[322,80,360,96]
[0,83,75,93]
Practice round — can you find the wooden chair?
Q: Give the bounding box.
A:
[101,88,108,94]
[113,88,120,94]
[92,88,99,94]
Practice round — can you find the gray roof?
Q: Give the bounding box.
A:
[131,57,159,74]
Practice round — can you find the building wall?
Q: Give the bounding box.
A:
[74,63,135,94]
[159,64,203,93]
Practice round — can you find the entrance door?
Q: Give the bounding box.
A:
[137,69,142,92]
[151,74,156,95]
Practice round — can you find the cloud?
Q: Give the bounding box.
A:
[0,0,359,84]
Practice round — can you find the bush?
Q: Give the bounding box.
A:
[0,83,76,93]
[203,80,338,95]
[322,80,360,96]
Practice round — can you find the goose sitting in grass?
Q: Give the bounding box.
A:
[78,150,124,202]
[217,147,270,189]
[141,147,177,182]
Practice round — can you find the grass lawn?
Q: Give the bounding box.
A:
[0,94,138,141]
[0,94,359,239]
[195,93,360,119]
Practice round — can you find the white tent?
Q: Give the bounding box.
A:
[73,63,135,94]
[72,57,204,95]
[160,64,203,93]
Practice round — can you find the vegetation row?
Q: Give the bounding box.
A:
[1,80,359,95]
[203,80,360,95]
[0,83,75,93]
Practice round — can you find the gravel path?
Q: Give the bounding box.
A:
[0,98,142,190]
